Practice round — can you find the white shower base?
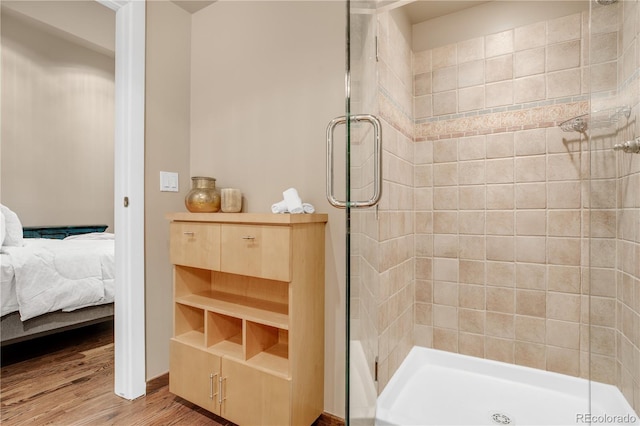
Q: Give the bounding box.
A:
[376,346,638,426]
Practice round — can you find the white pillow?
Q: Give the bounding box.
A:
[0,204,23,247]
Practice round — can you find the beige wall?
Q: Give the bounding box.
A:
[1,1,115,56]
[1,9,115,230]
[189,1,346,415]
[144,0,192,380]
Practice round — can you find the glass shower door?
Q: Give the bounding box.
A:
[347,3,380,424]
[327,1,381,424]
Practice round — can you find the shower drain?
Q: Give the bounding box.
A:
[491,412,513,425]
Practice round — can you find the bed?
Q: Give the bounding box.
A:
[0,204,115,345]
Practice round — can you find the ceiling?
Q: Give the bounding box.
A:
[171,0,216,14]
[400,1,492,25]
[169,0,488,21]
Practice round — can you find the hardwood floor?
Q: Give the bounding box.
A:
[0,322,234,425]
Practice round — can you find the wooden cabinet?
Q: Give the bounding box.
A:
[167,213,327,426]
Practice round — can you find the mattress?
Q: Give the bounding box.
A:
[0,233,115,320]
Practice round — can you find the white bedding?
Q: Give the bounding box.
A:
[0,233,115,321]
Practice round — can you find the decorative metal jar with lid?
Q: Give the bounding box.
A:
[185,176,221,212]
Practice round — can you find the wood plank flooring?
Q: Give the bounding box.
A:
[0,322,234,425]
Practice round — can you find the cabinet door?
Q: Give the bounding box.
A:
[220,358,290,426]
[220,224,291,281]
[170,222,221,270]
[169,340,220,414]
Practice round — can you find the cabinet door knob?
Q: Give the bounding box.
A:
[241,236,255,240]
[183,231,195,236]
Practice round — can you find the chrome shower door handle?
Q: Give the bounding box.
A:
[326,114,382,208]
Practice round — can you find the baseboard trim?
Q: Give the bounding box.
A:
[314,412,345,426]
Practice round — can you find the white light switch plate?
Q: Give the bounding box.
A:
[160,171,179,192]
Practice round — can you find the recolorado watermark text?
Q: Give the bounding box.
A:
[576,413,638,424]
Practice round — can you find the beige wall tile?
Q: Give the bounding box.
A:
[487,236,515,261]
[459,235,485,260]
[516,263,546,290]
[515,128,546,156]
[458,60,484,88]
[487,210,515,235]
[487,184,515,210]
[460,260,485,285]
[485,81,514,107]
[547,292,581,322]
[515,21,546,51]
[516,236,546,263]
[486,29,514,58]
[514,75,546,103]
[434,281,458,306]
[459,211,485,234]
[459,186,486,210]
[414,72,432,96]
[433,91,457,115]
[486,54,514,83]
[459,284,486,309]
[457,36,484,63]
[432,44,457,69]
[548,182,581,209]
[515,47,545,78]
[486,158,514,184]
[516,156,546,182]
[485,337,514,363]
[434,257,459,282]
[547,237,581,266]
[433,163,458,186]
[434,211,458,234]
[547,13,582,44]
[516,210,546,236]
[486,133,514,158]
[515,341,546,369]
[434,187,458,210]
[414,95,433,119]
[515,183,546,209]
[433,66,457,93]
[548,265,581,294]
[516,289,546,317]
[459,332,485,357]
[546,346,580,376]
[433,327,458,352]
[434,139,458,163]
[459,135,486,160]
[487,287,515,314]
[548,210,581,237]
[515,315,546,343]
[547,69,582,98]
[487,261,516,287]
[459,86,485,112]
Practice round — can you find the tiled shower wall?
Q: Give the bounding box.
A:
[411,8,598,379]
[366,3,640,412]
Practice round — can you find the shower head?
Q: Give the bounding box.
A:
[595,0,618,5]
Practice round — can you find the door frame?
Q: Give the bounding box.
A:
[96,0,146,400]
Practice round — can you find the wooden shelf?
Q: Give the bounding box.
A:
[247,342,290,378]
[175,329,205,348]
[208,334,243,360]
[177,292,288,330]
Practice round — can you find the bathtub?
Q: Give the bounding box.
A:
[376,346,638,426]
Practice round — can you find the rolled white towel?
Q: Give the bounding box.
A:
[283,188,303,214]
[302,203,315,214]
[271,200,288,214]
